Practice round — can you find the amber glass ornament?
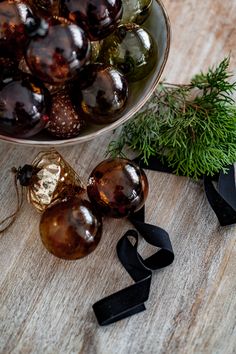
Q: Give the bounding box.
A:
[99,24,157,82]
[61,0,123,41]
[25,18,91,84]
[0,74,50,138]
[0,57,19,82]
[22,150,85,213]
[40,197,102,260]
[0,1,39,58]
[28,0,61,17]
[72,64,128,124]
[87,158,149,218]
[122,0,152,25]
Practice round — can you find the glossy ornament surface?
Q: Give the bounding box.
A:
[28,0,61,17]
[122,0,152,25]
[25,150,85,213]
[0,75,50,138]
[40,197,102,260]
[47,90,85,138]
[61,0,123,41]
[87,158,149,218]
[72,64,128,124]
[0,1,39,58]
[26,20,90,84]
[99,24,157,82]
[0,57,19,82]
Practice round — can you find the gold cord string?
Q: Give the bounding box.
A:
[0,168,24,234]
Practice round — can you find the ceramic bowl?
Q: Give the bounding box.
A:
[0,0,170,147]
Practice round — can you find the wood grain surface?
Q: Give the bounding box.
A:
[1,1,236,353]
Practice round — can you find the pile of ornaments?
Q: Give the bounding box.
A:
[17,150,149,260]
[0,0,156,139]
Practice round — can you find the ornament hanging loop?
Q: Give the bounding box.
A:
[0,168,24,234]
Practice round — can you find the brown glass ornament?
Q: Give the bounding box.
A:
[87,158,149,218]
[61,0,123,41]
[0,57,19,82]
[72,64,128,124]
[0,74,50,138]
[40,197,102,260]
[47,90,85,138]
[0,1,39,58]
[25,19,91,84]
[28,0,61,17]
[26,150,85,212]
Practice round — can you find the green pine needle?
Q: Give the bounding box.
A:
[107,57,236,179]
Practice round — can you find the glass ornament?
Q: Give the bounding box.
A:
[25,18,91,84]
[0,57,19,82]
[0,74,50,138]
[71,64,128,124]
[39,197,102,260]
[28,0,61,17]
[18,150,86,213]
[0,1,41,58]
[87,158,149,218]
[99,24,157,82]
[61,0,123,41]
[122,0,153,25]
[47,90,85,138]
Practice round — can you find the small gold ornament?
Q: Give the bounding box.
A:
[25,150,85,212]
[0,149,85,233]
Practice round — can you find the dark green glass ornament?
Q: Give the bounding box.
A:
[122,0,153,25]
[98,24,157,82]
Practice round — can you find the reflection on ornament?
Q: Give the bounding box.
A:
[122,0,152,25]
[40,197,102,260]
[25,19,90,84]
[0,74,50,138]
[0,1,38,58]
[23,150,85,212]
[61,0,123,41]
[87,158,149,218]
[99,24,157,82]
[72,64,128,124]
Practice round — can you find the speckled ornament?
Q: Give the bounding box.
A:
[47,90,85,138]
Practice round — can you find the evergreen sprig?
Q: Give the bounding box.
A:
[107,58,236,179]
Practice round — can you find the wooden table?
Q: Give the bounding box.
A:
[0,1,236,353]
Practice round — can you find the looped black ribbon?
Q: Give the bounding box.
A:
[93,207,174,326]
[93,157,236,326]
[136,156,236,226]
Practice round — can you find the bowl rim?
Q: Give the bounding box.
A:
[0,0,171,147]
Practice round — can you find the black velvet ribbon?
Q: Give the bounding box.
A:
[93,157,236,326]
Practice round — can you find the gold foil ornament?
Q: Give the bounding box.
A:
[26,150,85,212]
[0,149,85,233]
